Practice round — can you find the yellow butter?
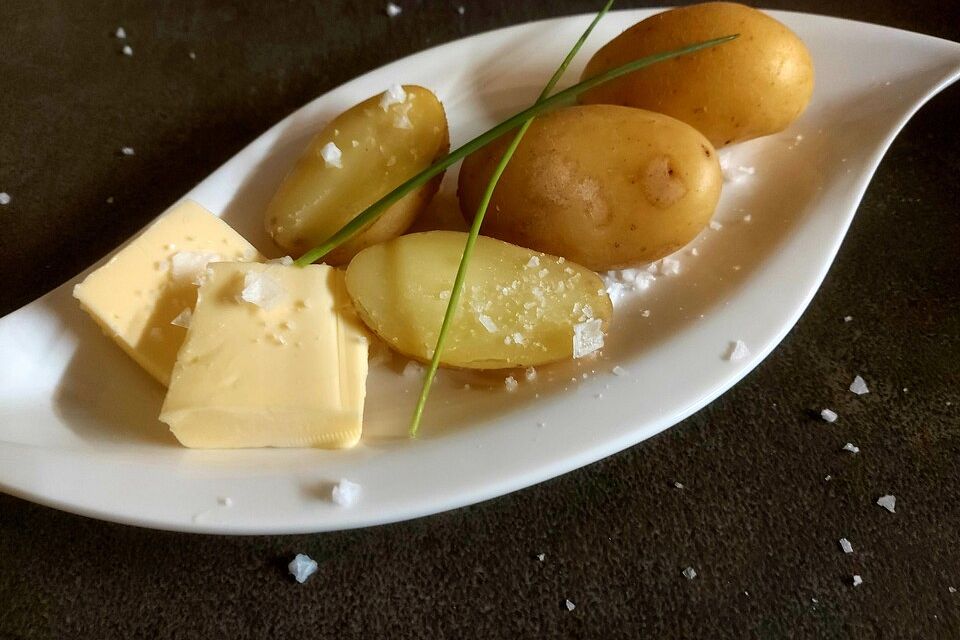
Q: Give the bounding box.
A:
[73,200,262,385]
[160,262,368,449]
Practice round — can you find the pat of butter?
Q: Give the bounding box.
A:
[73,200,262,385]
[160,262,368,449]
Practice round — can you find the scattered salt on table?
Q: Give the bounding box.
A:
[122,45,133,56]
[821,408,838,423]
[536,553,545,562]
[121,146,135,155]
[842,442,860,454]
[385,2,402,17]
[565,599,576,611]
[0,192,10,205]
[288,554,318,584]
[683,566,697,580]
[839,538,853,554]
[115,26,126,39]
[852,575,863,587]
[849,375,869,395]
[877,494,896,513]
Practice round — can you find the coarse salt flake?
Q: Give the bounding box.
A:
[170,307,192,328]
[660,257,681,276]
[565,599,576,611]
[674,481,685,489]
[709,220,723,231]
[525,367,537,381]
[267,255,294,266]
[821,408,838,423]
[726,340,750,362]
[121,146,135,155]
[122,45,133,56]
[839,538,853,554]
[844,315,853,322]
[240,270,286,310]
[331,478,361,507]
[573,318,604,359]
[379,83,407,110]
[321,142,343,168]
[402,360,424,378]
[842,442,860,454]
[852,575,863,587]
[526,255,540,268]
[536,553,545,561]
[683,566,697,580]
[0,192,10,205]
[877,494,896,513]
[170,251,221,285]
[115,26,126,39]
[385,2,402,17]
[478,314,498,333]
[849,375,869,395]
[612,365,628,377]
[288,553,318,583]
[504,376,519,392]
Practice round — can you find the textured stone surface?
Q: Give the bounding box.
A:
[0,1,958,638]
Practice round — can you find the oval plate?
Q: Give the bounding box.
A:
[1,9,958,534]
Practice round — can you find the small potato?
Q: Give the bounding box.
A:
[579,2,814,147]
[345,231,612,369]
[458,105,721,270]
[265,85,449,264]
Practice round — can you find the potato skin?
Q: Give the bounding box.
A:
[579,2,814,147]
[345,231,612,369]
[458,105,722,270]
[265,85,449,264]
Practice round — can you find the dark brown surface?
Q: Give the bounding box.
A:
[1,1,958,638]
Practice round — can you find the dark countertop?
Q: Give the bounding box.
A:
[1,1,958,638]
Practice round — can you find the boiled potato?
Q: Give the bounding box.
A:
[458,105,721,270]
[265,85,449,264]
[579,2,814,147]
[345,231,612,369]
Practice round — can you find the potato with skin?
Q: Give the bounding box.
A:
[265,85,449,264]
[458,105,722,271]
[578,2,814,147]
[345,231,612,369]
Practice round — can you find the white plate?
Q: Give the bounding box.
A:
[1,10,958,534]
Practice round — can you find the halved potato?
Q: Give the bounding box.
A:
[265,85,449,264]
[345,231,612,369]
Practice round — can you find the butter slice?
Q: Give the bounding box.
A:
[160,262,368,449]
[73,200,261,386]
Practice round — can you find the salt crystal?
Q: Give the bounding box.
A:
[742,214,752,222]
[525,367,537,382]
[839,538,853,554]
[170,307,192,328]
[674,481,684,489]
[402,360,424,378]
[0,192,10,205]
[825,475,832,481]
[852,575,863,587]
[536,553,545,561]
[877,494,896,513]
[525,255,540,269]
[660,257,681,276]
[331,479,361,507]
[691,247,699,256]
[188,51,196,60]
[842,442,860,454]
[478,314,498,333]
[573,318,604,358]
[641,310,651,317]
[457,5,465,14]
[385,2,402,17]
[726,340,750,362]
[240,271,286,310]
[321,142,343,168]
[565,599,576,611]
[820,408,838,423]
[115,26,126,39]
[849,375,869,395]
[352,139,359,148]
[949,587,957,594]
[121,146,135,155]
[844,315,853,322]
[504,376,518,392]
[709,220,723,231]
[612,365,628,376]
[288,553,318,583]
[683,566,697,580]
[122,44,133,56]
[170,251,221,285]
[267,255,294,266]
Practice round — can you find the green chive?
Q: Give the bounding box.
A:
[408,0,618,437]
[292,31,738,268]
